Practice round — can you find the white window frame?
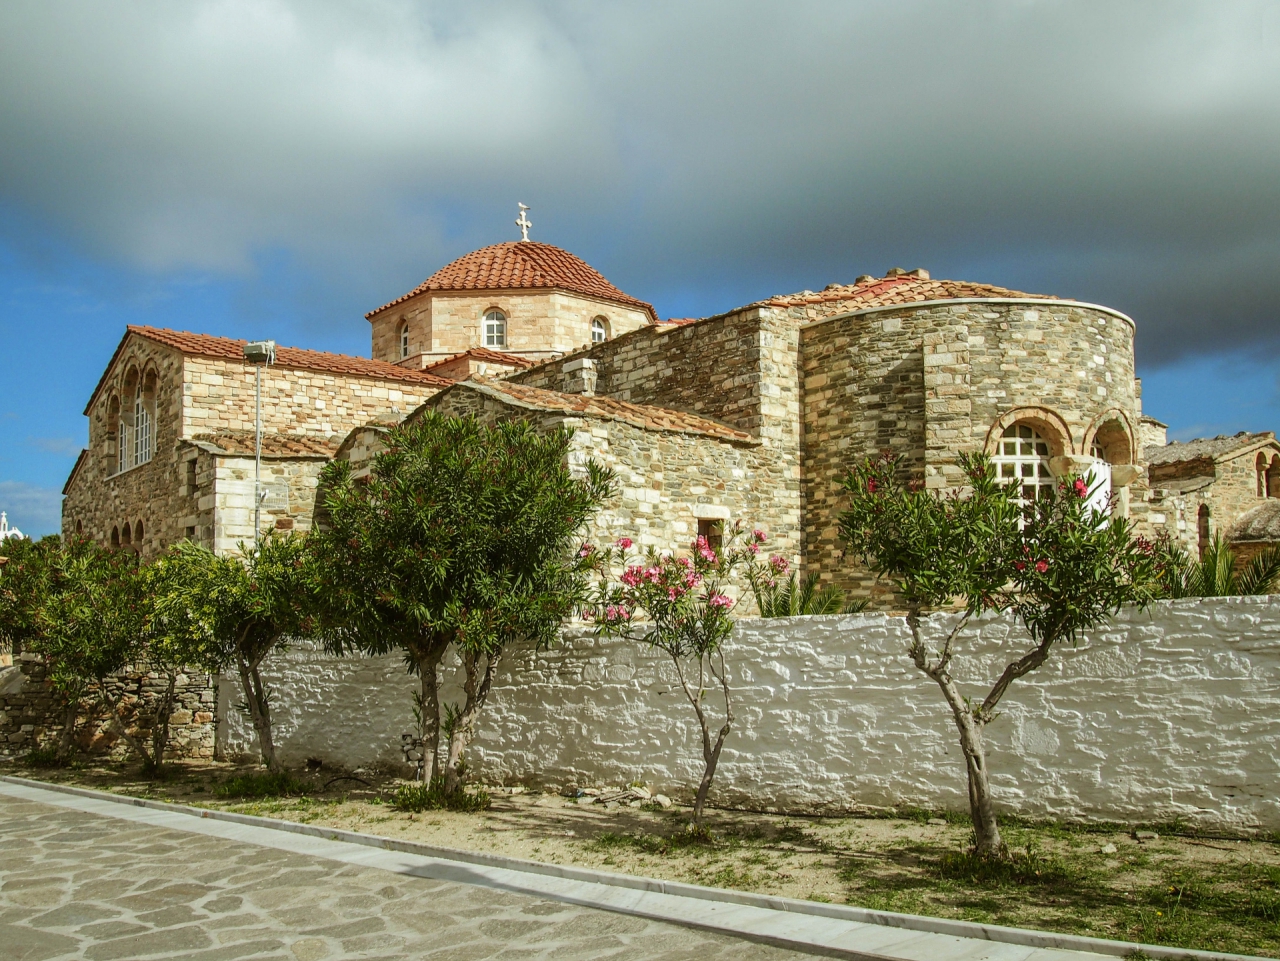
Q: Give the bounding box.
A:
[483,310,507,348]
[133,386,152,466]
[591,317,608,344]
[400,322,410,359]
[993,424,1054,507]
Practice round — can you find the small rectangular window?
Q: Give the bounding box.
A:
[697,518,723,553]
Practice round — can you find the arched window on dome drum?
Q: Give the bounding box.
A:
[483,310,507,348]
[400,322,410,360]
[993,424,1054,506]
[591,317,608,344]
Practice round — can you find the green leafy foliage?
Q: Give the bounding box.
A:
[0,535,61,658]
[213,770,311,799]
[312,412,613,791]
[390,776,491,812]
[838,451,1159,856]
[1153,534,1280,598]
[588,524,762,824]
[748,563,864,617]
[147,534,319,772]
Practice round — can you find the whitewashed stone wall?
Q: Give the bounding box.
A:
[220,596,1280,830]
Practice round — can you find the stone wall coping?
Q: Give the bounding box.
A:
[801,298,1137,332]
[0,775,1258,961]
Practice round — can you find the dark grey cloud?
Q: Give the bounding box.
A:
[1,0,1278,364]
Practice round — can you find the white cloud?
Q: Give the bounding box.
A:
[1,0,1279,361]
[0,481,63,538]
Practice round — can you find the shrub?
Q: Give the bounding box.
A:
[23,744,64,768]
[213,770,311,799]
[391,777,490,813]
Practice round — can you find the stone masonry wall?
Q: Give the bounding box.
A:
[799,302,1141,599]
[0,654,216,760]
[222,596,1280,831]
[210,454,329,553]
[420,389,801,568]
[371,290,651,366]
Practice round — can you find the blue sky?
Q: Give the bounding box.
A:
[2,1,1279,537]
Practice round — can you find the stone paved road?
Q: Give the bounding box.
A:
[0,795,817,961]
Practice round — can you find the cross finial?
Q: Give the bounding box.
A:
[515,203,532,242]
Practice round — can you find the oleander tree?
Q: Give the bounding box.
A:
[312,412,613,793]
[148,535,318,773]
[32,537,157,765]
[838,451,1159,857]
[588,524,764,827]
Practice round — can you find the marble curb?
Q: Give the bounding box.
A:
[0,775,1260,961]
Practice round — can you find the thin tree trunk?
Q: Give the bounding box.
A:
[443,649,499,795]
[148,671,177,776]
[412,633,450,783]
[691,652,734,825]
[99,687,154,768]
[236,654,280,772]
[56,697,79,760]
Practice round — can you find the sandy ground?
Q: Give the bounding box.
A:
[9,760,1280,957]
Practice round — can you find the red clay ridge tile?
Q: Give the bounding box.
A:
[761,276,1057,310]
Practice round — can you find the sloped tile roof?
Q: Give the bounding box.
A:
[440,377,757,445]
[761,275,1056,310]
[186,430,341,457]
[1228,500,1280,543]
[1145,431,1277,467]
[86,326,451,414]
[365,242,658,322]
[421,347,535,373]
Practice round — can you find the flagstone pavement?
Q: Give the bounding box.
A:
[0,795,815,961]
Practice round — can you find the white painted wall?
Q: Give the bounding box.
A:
[220,596,1280,830]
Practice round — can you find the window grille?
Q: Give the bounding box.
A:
[483,310,506,348]
[993,424,1054,506]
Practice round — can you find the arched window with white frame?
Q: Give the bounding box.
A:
[591,316,608,344]
[993,423,1054,506]
[133,383,152,466]
[400,322,410,359]
[483,309,507,348]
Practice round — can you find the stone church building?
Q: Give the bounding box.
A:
[62,238,1280,600]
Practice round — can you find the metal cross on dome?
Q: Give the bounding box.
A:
[515,203,532,241]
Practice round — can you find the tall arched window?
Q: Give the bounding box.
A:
[483,310,507,348]
[400,322,410,359]
[1198,504,1211,558]
[993,424,1054,506]
[116,399,131,475]
[133,384,152,466]
[1258,453,1269,498]
[591,317,608,344]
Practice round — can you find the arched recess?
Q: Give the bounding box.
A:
[134,520,144,545]
[105,394,122,474]
[984,406,1075,460]
[1198,504,1211,558]
[1257,452,1269,498]
[1268,455,1280,499]
[1082,409,1137,465]
[117,364,141,472]
[110,526,120,549]
[120,522,132,548]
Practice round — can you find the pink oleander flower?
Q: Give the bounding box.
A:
[748,542,760,555]
[699,546,717,563]
[867,478,878,493]
[667,586,682,600]
[615,537,633,550]
[643,566,661,582]
[708,593,734,609]
[1136,536,1154,555]
[1014,561,1026,572]
[621,566,643,588]
[678,556,694,569]
[1073,478,1088,498]
[769,555,789,574]
[752,529,766,543]
[578,543,594,558]
[581,609,595,620]
[1035,559,1049,573]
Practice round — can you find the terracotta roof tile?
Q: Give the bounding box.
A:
[186,430,341,457]
[1145,431,1277,467]
[761,275,1056,311]
[421,347,535,373]
[366,242,658,322]
[439,377,757,445]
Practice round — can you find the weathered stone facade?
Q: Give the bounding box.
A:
[0,654,216,760]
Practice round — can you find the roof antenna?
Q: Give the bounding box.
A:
[516,203,532,242]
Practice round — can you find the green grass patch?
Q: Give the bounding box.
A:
[23,744,65,768]
[213,770,311,799]
[937,844,1080,887]
[391,777,490,813]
